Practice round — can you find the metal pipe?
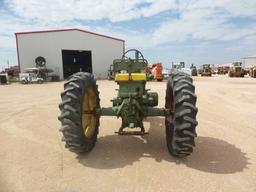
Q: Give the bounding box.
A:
[96,107,172,117]
[146,107,171,116]
[96,107,118,116]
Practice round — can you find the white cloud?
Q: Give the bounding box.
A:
[94,0,256,49]
[140,0,177,17]
[188,0,256,17]
[6,0,176,23]
[0,0,256,50]
[139,0,256,47]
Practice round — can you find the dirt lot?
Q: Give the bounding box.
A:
[0,75,256,192]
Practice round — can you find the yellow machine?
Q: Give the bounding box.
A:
[229,62,245,78]
[217,66,227,75]
[201,64,212,76]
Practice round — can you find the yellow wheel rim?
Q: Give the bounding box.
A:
[82,88,98,139]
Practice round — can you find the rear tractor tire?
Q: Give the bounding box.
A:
[58,72,100,153]
[165,72,198,157]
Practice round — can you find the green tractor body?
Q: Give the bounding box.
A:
[59,49,198,157]
[98,49,167,134]
[104,49,166,133]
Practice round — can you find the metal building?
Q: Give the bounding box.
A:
[241,56,256,68]
[15,28,125,80]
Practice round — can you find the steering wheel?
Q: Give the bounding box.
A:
[121,49,145,61]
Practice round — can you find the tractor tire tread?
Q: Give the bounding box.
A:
[58,72,100,154]
[165,72,198,157]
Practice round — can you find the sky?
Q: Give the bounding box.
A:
[0,0,256,70]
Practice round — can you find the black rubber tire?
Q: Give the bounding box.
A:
[165,72,198,157]
[35,56,46,67]
[58,72,100,153]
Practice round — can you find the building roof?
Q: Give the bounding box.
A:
[15,28,125,42]
[241,56,256,59]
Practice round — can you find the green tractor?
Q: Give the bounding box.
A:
[58,49,198,157]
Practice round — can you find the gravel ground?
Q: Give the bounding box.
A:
[0,75,256,192]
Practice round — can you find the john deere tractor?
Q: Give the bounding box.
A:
[58,49,198,157]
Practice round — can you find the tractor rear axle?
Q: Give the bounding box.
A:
[95,107,171,117]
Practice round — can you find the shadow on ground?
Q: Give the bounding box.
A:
[77,117,248,174]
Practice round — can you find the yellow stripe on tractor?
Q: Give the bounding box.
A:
[115,73,147,81]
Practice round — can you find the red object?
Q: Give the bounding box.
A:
[147,63,163,81]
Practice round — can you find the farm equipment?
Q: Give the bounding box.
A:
[3,65,20,77]
[58,49,198,157]
[19,67,52,84]
[19,73,44,84]
[229,62,245,77]
[171,62,191,76]
[217,66,226,75]
[146,63,163,81]
[224,66,230,74]
[249,66,256,78]
[190,64,198,76]
[211,65,217,75]
[107,64,115,80]
[197,69,202,75]
[0,73,8,85]
[201,64,212,76]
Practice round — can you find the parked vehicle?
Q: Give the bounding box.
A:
[58,49,198,157]
[19,73,43,84]
[190,64,198,76]
[249,66,256,78]
[171,62,192,76]
[0,73,8,84]
[19,67,52,84]
[201,64,212,76]
[146,63,163,81]
[229,62,245,78]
